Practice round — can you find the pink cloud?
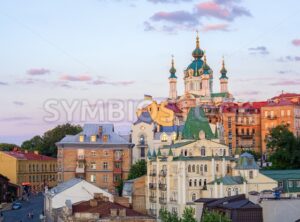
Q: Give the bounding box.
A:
[270,79,300,86]
[60,75,92,82]
[92,80,135,86]
[27,68,50,75]
[292,39,300,46]
[151,11,199,26]
[202,23,230,32]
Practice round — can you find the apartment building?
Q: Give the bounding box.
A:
[56,123,134,194]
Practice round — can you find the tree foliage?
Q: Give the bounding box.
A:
[201,210,232,222]
[159,208,181,222]
[21,123,82,157]
[182,207,197,222]
[266,124,300,169]
[127,160,147,180]
[0,143,20,151]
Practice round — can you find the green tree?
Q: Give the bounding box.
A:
[159,208,181,222]
[201,210,232,222]
[266,124,300,169]
[127,160,147,180]
[21,123,82,157]
[0,143,20,151]
[182,207,197,222]
[116,179,124,196]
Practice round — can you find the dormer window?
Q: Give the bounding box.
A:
[90,135,97,142]
[172,133,177,141]
[79,135,85,142]
[161,133,168,142]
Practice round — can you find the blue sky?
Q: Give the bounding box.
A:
[0,0,299,144]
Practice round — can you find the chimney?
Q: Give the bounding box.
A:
[34,150,39,155]
[89,199,98,207]
[119,209,126,217]
[110,209,118,217]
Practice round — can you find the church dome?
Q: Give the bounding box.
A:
[192,34,204,59]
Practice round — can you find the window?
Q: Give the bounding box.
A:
[161,134,168,142]
[90,175,96,183]
[281,110,285,117]
[33,164,35,172]
[188,165,191,173]
[91,150,96,157]
[288,180,293,188]
[201,147,206,156]
[227,188,231,196]
[296,181,300,188]
[192,165,195,173]
[200,165,203,172]
[103,175,108,183]
[216,164,219,172]
[91,162,96,170]
[90,135,97,142]
[194,179,197,187]
[115,162,121,169]
[139,135,145,145]
[204,165,207,172]
[196,165,199,174]
[227,165,230,174]
[29,164,31,172]
[249,170,253,179]
[103,162,108,170]
[141,147,145,158]
[235,188,238,195]
[192,193,196,201]
[287,110,291,117]
[114,174,121,182]
[189,179,192,187]
[199,179,202,186]
[104,150,109,156]
[79,135,85,142]
[264,111,268,117]
[204,179,207,186]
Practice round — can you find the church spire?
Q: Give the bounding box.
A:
[169,55,177,78]
[220,57,228,79]
[192,30,204,59]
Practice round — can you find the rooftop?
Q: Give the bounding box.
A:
[260,169,300,180]
[2,150,56,161]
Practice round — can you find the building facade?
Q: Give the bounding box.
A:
[0,149,57,193]
[56,124,134,193]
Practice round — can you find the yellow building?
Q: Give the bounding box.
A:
[0,149,57,192]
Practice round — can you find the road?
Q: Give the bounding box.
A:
[2,193,44,222]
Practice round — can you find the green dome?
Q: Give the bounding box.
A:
[169,57,177,78]
[202,56,211,75]
[219,59,228,79]
[192,48,204,59]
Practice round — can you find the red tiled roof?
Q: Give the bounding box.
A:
[265,99,295,107]
[72,200,147,218]
[3,151,56,161]
[272,93,300,100]
[252,101,268,109]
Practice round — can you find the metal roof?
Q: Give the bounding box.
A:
[260,169,300,180]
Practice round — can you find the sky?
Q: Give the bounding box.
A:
[0,0,299,145]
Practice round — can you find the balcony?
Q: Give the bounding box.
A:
[75,166,85,173]
[113,168,122,174]
[149,171,157,176]
[77,155,85,160]
[170,198,177,203]
[149,209,157,216]
[159,170,167,177]
[236,121,256,126]
[159,197,167,205]
[149,196,157,203]
[267,115,277,120]
[237,134,254,139]
[159,183,167,191]
[114,157,123,162]
[149,183,156,189]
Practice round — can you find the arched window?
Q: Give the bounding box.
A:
[235,187,239,195]
[184,150,188,156]
[228,188,231,196]
[204,165,207,172]
[199,179,202,186]
[189,179,192,187]
[161,134,168,142]
[29,164,31,172]
[196,165,199,174]
[216,164,219,172]
[139,135,145,145]
[204,179,207,186]
[192,165,195,172]
[192,193,196,201]
[194,179,197,187]
[201,147,206,156]
[200,165,203,172]
[227,165,230,174]
[188,165,191,173]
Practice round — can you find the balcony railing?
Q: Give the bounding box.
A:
[149,196,157,203]
[149,209,157,216]
[149,183,156,189]
[75,167,85,173]
[159,170,167,177]
[170,198,177,203]
[159,197,167,205]
[149,171,157,176]
[159,183,167,191]
[114,157,123,162]
[237,134,254,139]
[113,168,122,174]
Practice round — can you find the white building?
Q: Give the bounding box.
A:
[44,178,113,221]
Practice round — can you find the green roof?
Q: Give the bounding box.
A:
[260,169,300,181]
[211,92,228,98]
[182,107,216,140]
[162,140,196,149]
[168,147,173,156]
[208,176,244,185]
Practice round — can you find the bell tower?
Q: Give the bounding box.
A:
[168,55,177,100]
